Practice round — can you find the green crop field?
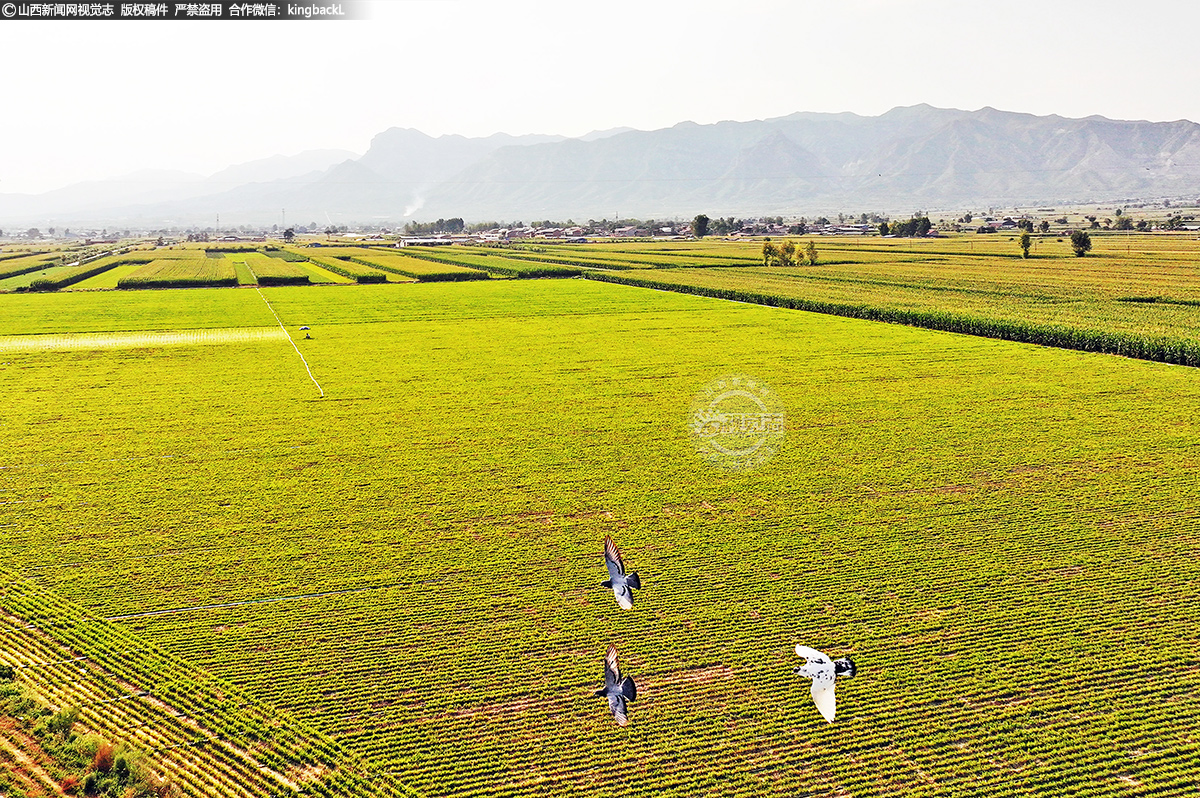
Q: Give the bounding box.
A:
[338,249,489,282]
[117,252,238,290]
[552,234,1200,366]
[399,246,584,277]
[2,276,1199,796]
[232,252,312,286]
[293,249,391,283]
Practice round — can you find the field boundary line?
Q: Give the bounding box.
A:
[254,286,325,397]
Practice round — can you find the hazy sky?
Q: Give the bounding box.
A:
[2,0,1199,194]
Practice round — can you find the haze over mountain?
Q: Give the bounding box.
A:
[5,105,1200,229]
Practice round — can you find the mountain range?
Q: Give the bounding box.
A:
[5,105,1200,229]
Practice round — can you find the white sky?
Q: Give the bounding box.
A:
[2,0,1199,194]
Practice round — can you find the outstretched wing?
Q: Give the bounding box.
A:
[604,644,622,689]
[604,536,625,581]
[795,645,834,681]
[608,694,630,726]
[795,644,837,721]
[810,679,837,723]
[795,645,831,665]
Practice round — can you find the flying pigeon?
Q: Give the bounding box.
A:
[602,535,641,609]
[794,645,856,723]
[594,644,637,726]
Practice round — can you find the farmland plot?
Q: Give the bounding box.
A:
[234,252,311,286]
[1,280,1199,796]
[333,249,488,282]
[580,236,1200,366]
[400,247,583,277]
[290,250,389,283]
[117,254,238,290]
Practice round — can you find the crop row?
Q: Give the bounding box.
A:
[0,569,413,798]
[298,252,388,284]
[0,251,62,280]
[237,253,311,286]
[117,257,238,290]
[263,248,310,263]
[582,268,1200,367]
[343,251,489,282]
[23,255,153,292]
[398,247,583,278]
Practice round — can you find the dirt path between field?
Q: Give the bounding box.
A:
[0,717,66,797]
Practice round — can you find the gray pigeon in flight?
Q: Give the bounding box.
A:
[794,645,856,723]
[594,644,637,726]
[602,535,641,609]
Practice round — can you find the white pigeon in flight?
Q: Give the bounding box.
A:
[794,645,856,723]
[602,535,641,609]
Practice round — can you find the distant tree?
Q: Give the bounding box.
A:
[761,239,778,266]
[1114,216,1134,231]
[1070,230,1092,257]
[1019,231,1032,259]
[1039,220,1051,234]
[778,239,796,266]
[888,216,932,237]
[1164,215,1184,231]
[692,214,710,238]
[878,221,890,236]
[804,240,818,265]
[788,221,808,235]
[1017,219,1034,232]
[283,227,295,243]
[977,225,997,234]
[1136,220,1149,230]
[710,216,739,236]
[26,228,40,239]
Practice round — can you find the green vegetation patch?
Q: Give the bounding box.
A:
[401,246,583,277]
[299,251,388,284]
[262,248,309,262]
[235,252,310,286]
[1,572,409,797]
[576,235,1200,367]
[336,248,489,282]
[0,287,275,335]
[0,252,61,281]
[3,279,1199,795]
[117,257,238,290]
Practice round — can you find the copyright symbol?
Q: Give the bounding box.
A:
[2,4,16,18]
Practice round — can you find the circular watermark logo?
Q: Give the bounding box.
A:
[689,375,786,472]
